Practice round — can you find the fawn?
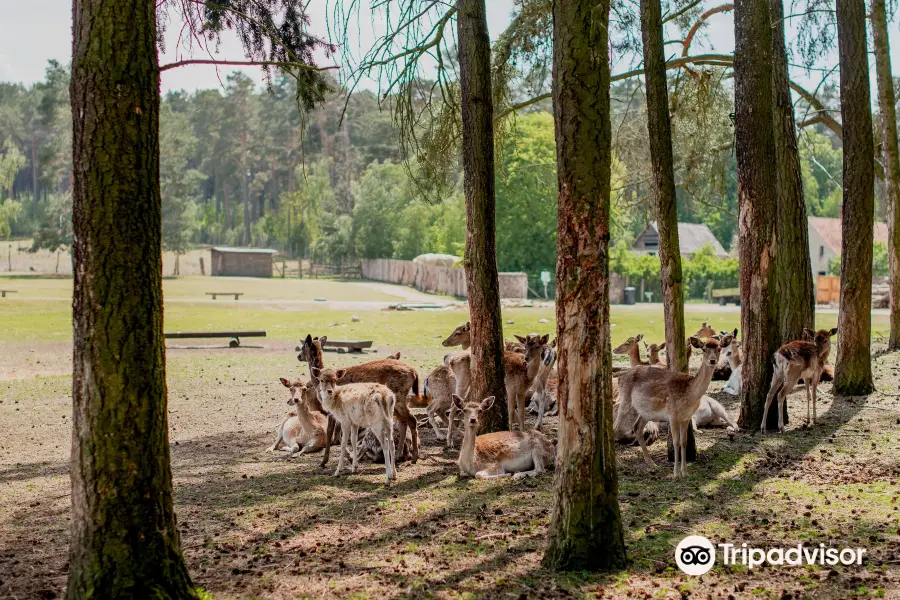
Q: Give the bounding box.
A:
[268,378,328,456]
[527,339,557,430]
[299,334,421,466]
[644,340,667,369]
[761,328,837,433]
[312,368,397,484]
[617,334,732,477]
[452,394,556,479]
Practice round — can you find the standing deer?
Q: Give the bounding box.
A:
[312,368,396,484]
[452,394,556,479]
[299,334,421,466]
[616,334,732,477]
[761,328,837,433]
[268,378,328,456]
[527,340,557,430]
[423,363,456,440]
[441,321,527,354]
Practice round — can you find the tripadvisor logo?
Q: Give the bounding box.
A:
[675,535,867,576]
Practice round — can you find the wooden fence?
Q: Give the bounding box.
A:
[360,258,528,299]
[816,275,840,304]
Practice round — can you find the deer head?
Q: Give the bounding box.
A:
[643,341,666,364]
[279,377,305,406]
[613,334,643,356]
[689,334,732,367]
[298,334,327,367]
[311,367,346,402]
[451,394,495,433]
[442,322,471,348]
[694,322,717,339]
[804,327,838,357]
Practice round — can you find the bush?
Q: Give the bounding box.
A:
[828,241,889,278]
[611,242,738,300]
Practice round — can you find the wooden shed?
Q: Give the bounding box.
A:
[211,247,277,278]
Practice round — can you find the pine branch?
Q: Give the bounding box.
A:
[159,59,339,72]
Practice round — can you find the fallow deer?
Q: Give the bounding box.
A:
[268,378,328,456]
[760,327,837,433]
[616,334,732,477]
[441,321,527,354]
[312,368,396,483]
[613,334,648,367]
[527,339,557,430]
[452,394,556,479]
[423,363,456,440]
[644,341,667,369]
[299,334,421,466]
[692,396,738,430]
[446,333,548,443]
[722,336,742,396]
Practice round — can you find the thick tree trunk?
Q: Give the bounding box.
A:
[772,0,813,349]
[872,0,900,351]
[734,0,781,430]
[640,0,687,375]
[834,0,875,395]
[542,0,627,572]
[457,0,508,431]
[68,0,196,598]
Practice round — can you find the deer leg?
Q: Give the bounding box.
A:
[379,425,393,483]
[708,398,738,430]
[446,401,458,449]
[408,407,419,464]
[679,421,689,478]
[633,415,656,468]
[512,445,546,480]
[811,375,820,426]
[804,382,812,426]
[534,391,545,430]
[517,391,526,432]
[506,386,516,430]
[394,404,409,464]
[350,425,360,474]
[334,423,350,477]
[319,416,336,468]
[669,415,681,478]
[778,372,801,433]
[476,466,512,479]
[427,403,445,440]
[760,373,784,434]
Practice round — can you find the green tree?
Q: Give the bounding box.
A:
[160,103,202,272]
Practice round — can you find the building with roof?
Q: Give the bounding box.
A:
[210,247,277,277]
[631,222,729,259]
[808,217,888,276]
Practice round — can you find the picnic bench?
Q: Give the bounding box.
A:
[164,330,266,348]
[0,290,17,298]
[321,340,374,354]
[711,287,740,306]
[206,292,244,300]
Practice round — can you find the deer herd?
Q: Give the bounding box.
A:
[268,320,838,481]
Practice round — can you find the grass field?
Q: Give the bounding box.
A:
[0,275,898,599]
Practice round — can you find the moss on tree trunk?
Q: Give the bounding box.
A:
[834,0,875,395]
[457,0,508,431]
[734,0,781,430]
[542,0,627,572]
[67,0,197,597]
[872,0,900,351]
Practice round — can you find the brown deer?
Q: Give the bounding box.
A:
[312,368,396,484]
[299,334,421,465]
[761,328,837,433]
[527,339,557,430]
[423,363,456,440]
[446,334,548,443]
[441,321,527,354]
[613,334,648,367]
[616,334,732,477]
[644,341,667,369]
[722,336,742,395]
[452,394,556,479]
[269,378,328,456]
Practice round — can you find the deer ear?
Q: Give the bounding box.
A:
[829,327,838,336]
[479,396,495,412]
[515,335,527,344]
[732,328,738,337]
[802,328,814,338]
[689,336,703,349]
[551,338,557,348]
[279,377,291,387]
[304,334,312,345]
[464,322,471,330]
[643,341,648,348]
[636,333,643,342]
[335,369,346,379]
[311,367,321,378]
[721,335,733,348]
[659,342,666,350]
[540,333,550,345]
[319,335,327,346]
[452,394,465,409]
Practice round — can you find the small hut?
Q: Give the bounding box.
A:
[211,247,277,277]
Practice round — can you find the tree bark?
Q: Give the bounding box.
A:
[734,0,781,430]
[872,0,900,351]
[31,139,39,219]
[834,0,875,395]
[242,130,251,245]
[640,0,687,375]
[457,0,508,431]
[542,0,627,572]
[68,0,196,597]
[772,0,814,349]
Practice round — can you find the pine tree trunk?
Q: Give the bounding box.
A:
[542,0,627,572]
[457,0,508,431]
[242,130,251,245]
[834,0,875,395]
[68,0,196,597]
[734,0,781,430]
[639,0,687,375]
[32,140,39,219]
[772,0,813,348]
[872,0,900,351]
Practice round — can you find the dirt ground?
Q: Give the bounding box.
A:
[1,288,898,598]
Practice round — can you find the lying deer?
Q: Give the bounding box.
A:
[312,368,397,484]
[452,394,556,479]
[446,333,547,441]
[761,327,837,433]
[268,378,328,456]
[692,396,738,430]
[645,340,667,369]
[613,334,648,368]
[722,336,742,396]
[299,334,421,465]
[617,334,732,478]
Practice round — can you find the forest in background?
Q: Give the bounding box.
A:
[0,57,887,294]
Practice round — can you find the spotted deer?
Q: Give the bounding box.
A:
[616,334,732,477]
[312,368,396,484]
[761,328,837,433]
[452,394,556,479]
[299,334,421,466]
[268,378,328,456]
[446,334,548,444]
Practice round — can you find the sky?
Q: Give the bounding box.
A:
[0,1,897,97]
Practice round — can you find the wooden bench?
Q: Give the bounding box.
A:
[711,287,740,306]
[0,290,17,298]
[164,330,266,348]
[323,339,374,354]
[206,292,244,300]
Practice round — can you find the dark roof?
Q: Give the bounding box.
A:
[634,222,729,257]
[211,247,277,255]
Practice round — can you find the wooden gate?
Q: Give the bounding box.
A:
[816,275,840,304]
